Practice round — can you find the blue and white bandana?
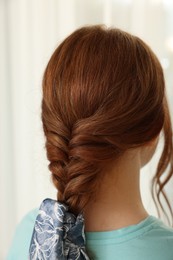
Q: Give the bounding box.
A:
[29,198,90,260]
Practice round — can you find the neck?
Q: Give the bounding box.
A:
[83,150,149,232]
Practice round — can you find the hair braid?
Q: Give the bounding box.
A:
[41,104,70,193]
[42,104,122,215]
[41,24,173,225]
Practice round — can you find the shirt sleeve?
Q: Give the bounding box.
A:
[6,208,39,260]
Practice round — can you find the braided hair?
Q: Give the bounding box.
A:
[41,24,173,232]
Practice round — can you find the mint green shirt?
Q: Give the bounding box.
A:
[7,208,173,260]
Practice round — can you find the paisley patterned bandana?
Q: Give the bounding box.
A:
[29,198,90,260]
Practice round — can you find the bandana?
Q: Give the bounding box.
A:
[29,198,90,260]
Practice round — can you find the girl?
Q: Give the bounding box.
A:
[7,25,173,260]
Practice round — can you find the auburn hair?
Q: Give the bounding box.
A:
[41,24,173,226]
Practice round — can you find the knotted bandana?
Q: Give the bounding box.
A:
[29,198,90,260]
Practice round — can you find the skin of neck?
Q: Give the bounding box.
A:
[83,135,160,232]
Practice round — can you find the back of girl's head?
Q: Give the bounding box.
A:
[41,24,173,225]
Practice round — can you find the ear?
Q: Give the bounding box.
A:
[147,134,160,147]
[139,133,160,168]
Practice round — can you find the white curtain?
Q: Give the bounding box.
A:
[1,0,173,258]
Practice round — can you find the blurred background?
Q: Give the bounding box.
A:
[1,0,173,258]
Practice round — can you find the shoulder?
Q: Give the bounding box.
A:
[6,208,39,260]
[16,207,39,229]
[146,216,173,239]
[132,217,173,259]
